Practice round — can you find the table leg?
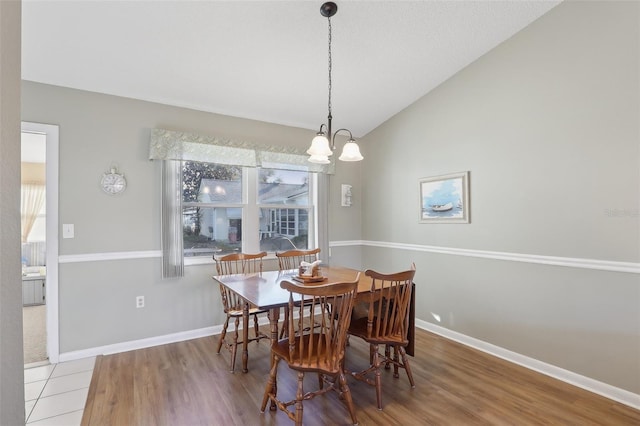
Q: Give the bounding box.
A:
[269,307,280,343]
[242,302,249,373]
[407,282,415,357]
[268,307,280,411]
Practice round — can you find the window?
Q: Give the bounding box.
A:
[182,161,242,258]
[182,162,315,259]
[258,168,311,252]
[151,128,331,277]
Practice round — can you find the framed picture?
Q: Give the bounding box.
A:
[419,171,469,223]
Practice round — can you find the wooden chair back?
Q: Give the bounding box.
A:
[362,265,416,344]
[275,248,320,271]
[214,252,267,312]
[214,251,267,275]
[280,274,360,373]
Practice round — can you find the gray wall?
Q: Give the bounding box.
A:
[358,0,639,393]
[21,81,362,354]
[0,1,25,424]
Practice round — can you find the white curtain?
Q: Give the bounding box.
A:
[21,183,45,243]
[316,173,330,265]
[161,161,184,279]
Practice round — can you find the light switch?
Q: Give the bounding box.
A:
[63,224,74,239]
[341,184,352,207]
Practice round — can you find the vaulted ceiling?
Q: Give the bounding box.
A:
[22,0,561,138]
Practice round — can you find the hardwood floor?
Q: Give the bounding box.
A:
[82,328,640,425]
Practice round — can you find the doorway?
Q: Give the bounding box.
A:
[21,122,59,365]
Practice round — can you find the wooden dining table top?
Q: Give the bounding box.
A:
[212,265,371,310]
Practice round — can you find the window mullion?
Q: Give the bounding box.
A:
[244,168,260,252]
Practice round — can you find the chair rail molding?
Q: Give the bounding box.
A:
[329,240,640,274]
[58,250,162,263]
[58,242,640,274]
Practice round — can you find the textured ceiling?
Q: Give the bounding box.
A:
[22,0,561,138]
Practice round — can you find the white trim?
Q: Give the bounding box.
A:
[57,314,275,363]
[22,121,60,364]
[56,242,640,274]
[58,325,222,363]
[59,250,161,263]
[56,301,305,355]
[330,240,640,274]
[57,250,280,266]
[185,256,216,266]
[417,320,640,410]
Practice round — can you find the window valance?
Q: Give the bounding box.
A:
[149,128,335,174]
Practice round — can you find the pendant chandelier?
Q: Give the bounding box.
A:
[307,2,363,164]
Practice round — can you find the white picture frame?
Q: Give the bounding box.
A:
[419,171,470,223]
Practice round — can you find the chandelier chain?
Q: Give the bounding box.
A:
[308,2,363,163]
[327,16,332,116]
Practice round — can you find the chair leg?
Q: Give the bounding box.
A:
[295,371,304,426]
[216,315,229,354]
[385,344,392,370]
[229,316,240,372]
[338,371,358,425]
[260,355,279,412]
[253,312,260,338]
[280,307,289,339]
[372,344,383,410]
[392,345,400,378]
[398,345,415,388]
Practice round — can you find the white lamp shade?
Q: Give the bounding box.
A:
[338,141,363,161]
[308,154,331,164]
[307,134,333,157]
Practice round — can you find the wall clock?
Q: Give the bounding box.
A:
[101,167,127,195]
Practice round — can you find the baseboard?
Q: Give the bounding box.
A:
[56,313,279,363]
[58,325,223,363]
[56,307,306,363]
[417,319,640,410]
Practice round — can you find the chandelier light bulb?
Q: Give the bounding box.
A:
[338,140,363,161]
[307,133,333,157]
[308,154,331,164]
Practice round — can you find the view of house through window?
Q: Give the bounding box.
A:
[182,161,313,258]
[258,168,310,252]
[182,161,242,257]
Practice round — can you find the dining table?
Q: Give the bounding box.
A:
[212,265,415,373]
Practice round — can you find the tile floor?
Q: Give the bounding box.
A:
[24,357,95,425]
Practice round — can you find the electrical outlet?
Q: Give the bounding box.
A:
[136,296,145,308]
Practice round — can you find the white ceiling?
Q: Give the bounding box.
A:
[21,0,561,138]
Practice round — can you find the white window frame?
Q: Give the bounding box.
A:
[184,167,317,265]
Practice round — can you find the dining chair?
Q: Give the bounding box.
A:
[261,274,361,426]
[346,264,416,410]
[275,247,321,271]
[214,251,269,372]
[275,248,321,338]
